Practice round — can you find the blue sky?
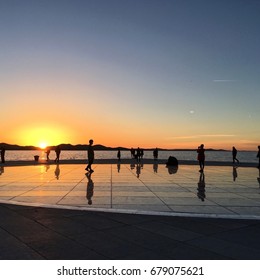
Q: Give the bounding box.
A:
[1,0,260,149]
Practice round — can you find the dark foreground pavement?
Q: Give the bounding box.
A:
[1,203,260,260]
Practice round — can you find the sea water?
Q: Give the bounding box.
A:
[3,150,259,163]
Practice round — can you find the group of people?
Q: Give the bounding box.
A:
[48,140,95,173]
[129,147,159,161]
[130,147,144,162]
[85,142,160,173]
[44,145,61,163]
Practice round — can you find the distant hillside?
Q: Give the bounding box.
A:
[0,143,129,151]
[0,143,37,150]
[58,144,129,151]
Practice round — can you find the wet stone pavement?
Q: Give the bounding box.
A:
[0,163,260,260]
[0,164,260,218]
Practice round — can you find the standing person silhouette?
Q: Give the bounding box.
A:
[153,148,158,160]
[136,147,141,162]
[131,148,135,159]
[117,149,121,161]
[197,144,205,172]
[232,146,239,164]
[0,146,6,164]
[86,139,94,173]
[140,148,144,159]
[257,145,260,169]
[54,145,61,163]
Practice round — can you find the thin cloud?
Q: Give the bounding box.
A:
[168,134,235,140]
[213,79,237,82]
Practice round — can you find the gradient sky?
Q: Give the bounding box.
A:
[1,0,260,150]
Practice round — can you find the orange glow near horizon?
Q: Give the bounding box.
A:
[12,124,76,147]
[5,128,258,151]
[3,120,259,151]
[39,142,48,149]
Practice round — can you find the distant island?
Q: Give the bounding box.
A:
[0,142,228,152]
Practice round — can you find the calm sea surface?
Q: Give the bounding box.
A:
[4,150,259,163]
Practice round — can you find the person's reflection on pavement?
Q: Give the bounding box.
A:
[136,163,141,178]
[45,164,50,173]
[55,164,60,180]
[257,168,260,189]
[233,166,238,182]
[197,172,206,201]
[153,162,158,173]
[86,172,94,205]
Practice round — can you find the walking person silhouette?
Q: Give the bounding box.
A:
[85,139,94,173]
[197,144,205,172]
[232,146,239,164]
[46,147,51,161]
[54,145,61,163]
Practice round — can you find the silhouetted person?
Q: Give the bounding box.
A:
[86,172,94,205]
[117,162,121,173]
[117,149,121,161]
[136,147,141,162]
[197,144,205,172]
[54,145,61,163]
[1,147,6,164]
[86,139,94,173]
[55,164,60,180]
[233,166,238,182]
[197,172,206,201]
[45,148,50,161]
[257,146,260,169]
[232,146,239,164]
[140,148,144,159]
[130,148,135,159]
[153,148,158,160]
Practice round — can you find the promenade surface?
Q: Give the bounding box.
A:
[0,162,260,259]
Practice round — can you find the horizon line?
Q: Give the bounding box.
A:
[0,142,256,152]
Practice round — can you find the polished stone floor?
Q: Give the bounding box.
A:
[0,163,260,219]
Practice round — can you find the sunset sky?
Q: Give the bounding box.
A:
[1,0,260,150]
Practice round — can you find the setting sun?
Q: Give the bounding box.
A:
[10,123,77,148]
[39,142,48,149]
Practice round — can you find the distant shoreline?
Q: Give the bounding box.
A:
[0,142,231,151]
[1,158,257,168]
[1,143,257,153]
